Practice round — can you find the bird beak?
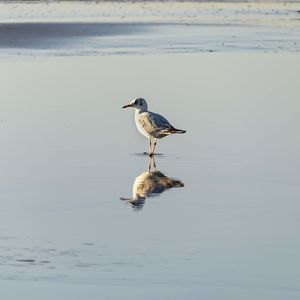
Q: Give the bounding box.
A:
[122,103,133,109]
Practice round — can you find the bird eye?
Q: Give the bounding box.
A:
[139,101,142,106]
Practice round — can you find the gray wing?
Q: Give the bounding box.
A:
[139,112,172,134]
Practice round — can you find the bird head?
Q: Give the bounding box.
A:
[122,98,148,112]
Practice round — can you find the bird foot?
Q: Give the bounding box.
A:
[148,152,154,157]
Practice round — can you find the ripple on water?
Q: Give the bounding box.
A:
[82,243,95,246]
[16,259,35,263]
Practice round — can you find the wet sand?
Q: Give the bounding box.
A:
[0,1,299,55]
[0,1,300,299]
[0,22,145,48]
[0,53,299,299]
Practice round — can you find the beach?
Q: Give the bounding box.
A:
[0,2,300,300]
[0,1,299,55]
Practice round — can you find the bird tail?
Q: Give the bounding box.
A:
[162,127,186,135]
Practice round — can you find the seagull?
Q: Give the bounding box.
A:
[120,164,184,210]
[122,98,186,156]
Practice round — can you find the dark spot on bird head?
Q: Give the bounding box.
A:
[134,98,144,106]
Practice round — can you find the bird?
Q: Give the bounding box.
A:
[122,98,186,156]
[120,166,184,210]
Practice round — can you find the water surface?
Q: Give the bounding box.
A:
[0,53,299,299]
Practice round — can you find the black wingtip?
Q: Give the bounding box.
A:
[176,129,186,134]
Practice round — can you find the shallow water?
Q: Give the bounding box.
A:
[0,1,299,56]
[0,53,300,299]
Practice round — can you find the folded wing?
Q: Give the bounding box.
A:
[138,112,172,135]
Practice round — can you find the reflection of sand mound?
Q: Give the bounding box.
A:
[133,171,184,200]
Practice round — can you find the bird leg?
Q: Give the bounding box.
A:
[151,139,157,156]
[148,138,152,156]
[148,155,156,172]
[148,156,151,173]
[152,155,156,171]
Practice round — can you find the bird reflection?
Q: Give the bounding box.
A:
[121,156,184,210]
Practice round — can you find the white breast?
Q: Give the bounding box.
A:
[135,110,151,139]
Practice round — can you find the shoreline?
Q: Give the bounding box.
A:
[0,1,299,56]
[0,1,300,2]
